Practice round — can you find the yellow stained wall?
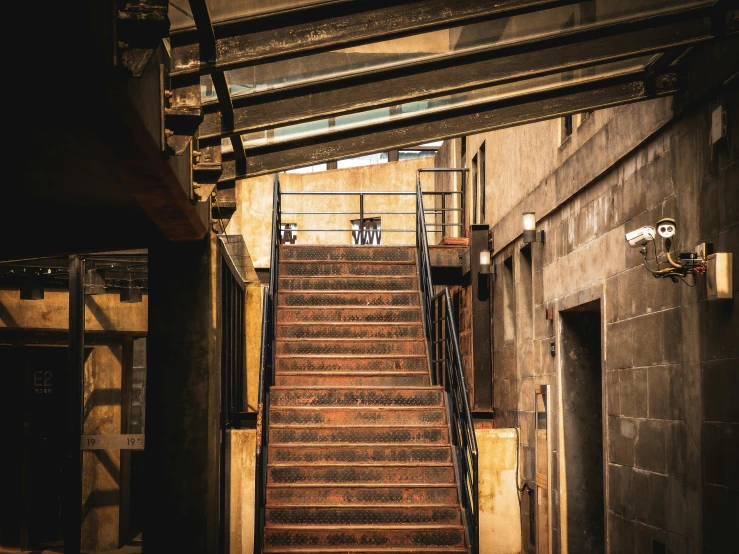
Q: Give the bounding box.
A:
[0,290,148,333]
[227,429,256,554]
[81,345,123,552]
[1,289,146,551]
[245,284,266,412]
[227,158,433,268]
[477,428,522,554]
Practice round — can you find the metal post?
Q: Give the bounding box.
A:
[65,255,85,554]
[359,193,365,245]
[441,193,447,241]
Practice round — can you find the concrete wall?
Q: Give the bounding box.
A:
[228,158,433,268]
[227,429,256,554]
[245,284,266,412]
[82,345,123,552]
[457,43,737,554]
[0,290,147,333]
[478,428,522,554]
[0,290,148,552]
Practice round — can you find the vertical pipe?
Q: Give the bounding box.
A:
[66,255,85,554]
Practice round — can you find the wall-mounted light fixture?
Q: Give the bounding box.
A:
[479,250,492,274]
[523,212,545,244]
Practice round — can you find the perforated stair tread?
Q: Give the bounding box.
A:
[275,337,426,340]
[270,386,444,390]
[267,482,460,488]
[277,320,423,327]
[264,525,466,530]
[275,354,428,359]
[264,244,469,553]
[264,546,468,554]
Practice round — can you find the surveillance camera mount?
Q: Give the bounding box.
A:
[628,216,706,286]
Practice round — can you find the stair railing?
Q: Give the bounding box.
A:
[416,176,479,554]
[254,173,281,554]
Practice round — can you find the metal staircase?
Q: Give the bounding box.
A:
[255,175,477,554]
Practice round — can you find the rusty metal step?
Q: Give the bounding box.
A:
[266,484,460,507]
[274,372,430,387]
[269,408,446,427]
[267,464,455,485]
[279,246,416,263]
[264,547,467,553]
[277,307,422,324]
[279,291,420,307]
[276,323,424,340]
[269,426,449,445]
[269,444,451,464]
[280,262,417,277]
[280,276,418,291]
[265,506,462,526]
[263,525,466,550]
[275,356,428,373]
[276,339,426,356]
[270,387,445,407]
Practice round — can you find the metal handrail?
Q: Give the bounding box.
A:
[280,189,463,243]
[255,173,281,554]
[416,174,478,554]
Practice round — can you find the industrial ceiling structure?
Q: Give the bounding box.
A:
[5,0,737,261]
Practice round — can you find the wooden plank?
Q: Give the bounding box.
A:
[170,0,574,77]
[219,79,658,179]
[197,12,713,141]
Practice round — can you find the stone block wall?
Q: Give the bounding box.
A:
[463,42,737,554]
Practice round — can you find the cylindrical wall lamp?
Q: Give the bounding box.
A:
[523,212,545,244]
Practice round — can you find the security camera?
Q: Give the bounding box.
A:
[657,217,676,239]
[625,226,656,248]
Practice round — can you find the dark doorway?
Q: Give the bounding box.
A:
[0,346,69,550]
[560,301,605,554]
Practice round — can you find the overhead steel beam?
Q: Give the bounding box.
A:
[218,75,677,179]
[188,0,247,173]
[170,0,578,78]
[196,12,713,143]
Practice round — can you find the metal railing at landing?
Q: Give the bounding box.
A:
[278,176,465,245]
[255,171,478,554]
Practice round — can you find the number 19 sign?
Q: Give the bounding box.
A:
[80,435,145,450]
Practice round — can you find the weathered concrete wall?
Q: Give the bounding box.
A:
[245,285,266,412]
[228,158,432,268]
[145,236,221,554]
[478,428,522,554]
[462,43,738,554]
[0,290,147,333]
[227,429,256,554]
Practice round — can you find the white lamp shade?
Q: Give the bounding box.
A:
[479,251,491,266]
[523,212,536,231]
